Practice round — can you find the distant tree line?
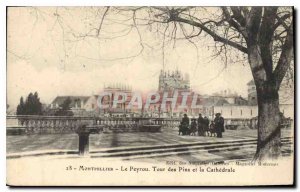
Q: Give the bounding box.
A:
[16,92,42,115]
[16,92,73,116]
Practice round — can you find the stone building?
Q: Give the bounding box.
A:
[152,69,202,118]
[50,96,89,115]
[51,96,89,109]
[247,80,257,105]
[158,69,190,91]
[84,83,134,117]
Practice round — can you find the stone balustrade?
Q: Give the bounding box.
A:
[8,115,288,135]
[6,115,181,135]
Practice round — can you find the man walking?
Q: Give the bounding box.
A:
[181,114,190,135]
[197,114,204,136]
[214,113,224,138]
[203,116,209,136]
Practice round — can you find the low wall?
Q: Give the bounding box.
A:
[6,115,180,135]
[224,118,293,130]
[6,115,292,135]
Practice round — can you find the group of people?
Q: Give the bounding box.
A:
[179,113,225,138]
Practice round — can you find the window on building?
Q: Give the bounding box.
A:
[231,109,232,116]
[92,104,95,109]
[241,109,243,116]
[250,109,252,116]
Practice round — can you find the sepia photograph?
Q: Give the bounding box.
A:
[6,5,295,186]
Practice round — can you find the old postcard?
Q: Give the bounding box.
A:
[6,6,294,186]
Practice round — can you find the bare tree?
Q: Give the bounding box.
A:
[115,6,293,161]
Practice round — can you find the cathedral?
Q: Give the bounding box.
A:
[158,69,190,91]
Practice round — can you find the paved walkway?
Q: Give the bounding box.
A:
[7,127,293,155]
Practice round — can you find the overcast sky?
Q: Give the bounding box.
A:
[7,7,253,109]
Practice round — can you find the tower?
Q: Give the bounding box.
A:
[158,69,190,91]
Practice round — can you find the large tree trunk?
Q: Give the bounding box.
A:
[254,84,281,161]
[247,42,282,161]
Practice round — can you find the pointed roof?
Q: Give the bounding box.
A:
[51,96,89,108]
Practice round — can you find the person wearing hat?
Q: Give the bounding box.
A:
[197,113,204,136]
[181,114,190,135]
[214,113,224,138]
[203,116,210,136]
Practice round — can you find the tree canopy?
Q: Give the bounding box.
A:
[16,92,43,115]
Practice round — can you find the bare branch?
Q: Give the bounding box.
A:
[258,7,278,79]
[231,7,246,26]
[171,16,248,53]
[221,7,248,39]
[96,6,110,37]
[274,14,291,30]
[273,21,293,89]
[246,7,263,44]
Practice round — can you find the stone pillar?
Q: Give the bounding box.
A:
[77,125,90,156]
[78,132,90,156]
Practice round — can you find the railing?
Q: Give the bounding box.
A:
[224,117,293,130]
[6,115,181,135]
[224,118,258,129]
[7,115,293,136]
